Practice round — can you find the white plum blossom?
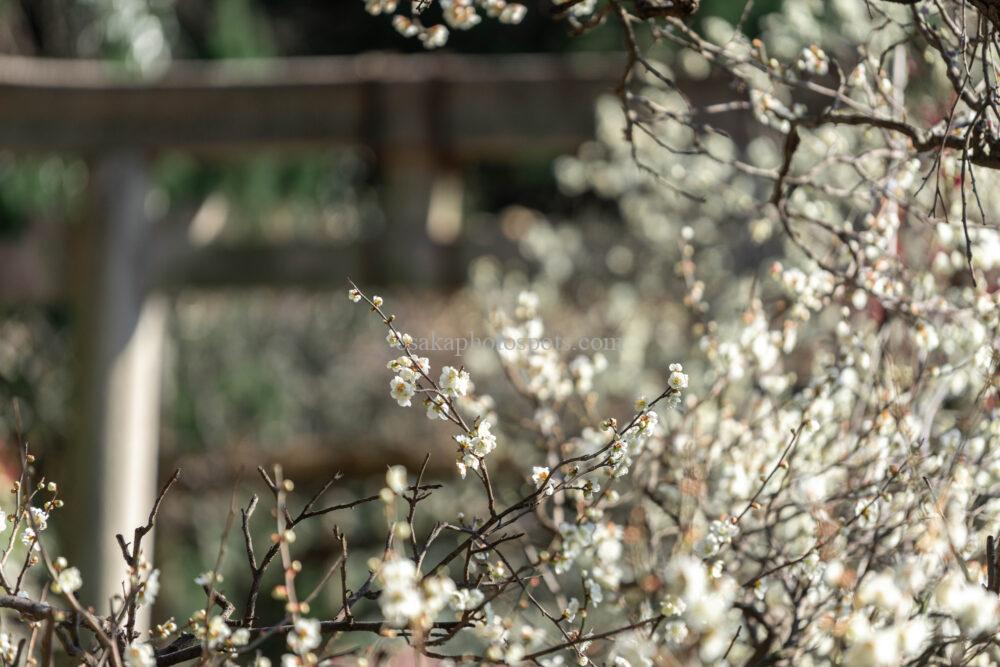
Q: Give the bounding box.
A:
[515,291,539,318]
[693,519,739,559]
[455,419,498,477]
[53,566,82,595]
[0,634,14,665]
[368,0,531,44]
[29,507,48,531]
[377,554,456,628]
[286,618,321,655]
[425,395,450,420]
[562,597,580,622]
[420,24,449,49]
[660,594,686,617]
[664,620,689,645]
[934,572,1000,636]
[668,363,689,391]
[378,556,423,626]
[203,614,248,650]
[124,643,156,667]
[439,365,471,398]
[385,465,408,495]
[387,354,430,376]
[531,466,553,494]
[20,527,38,550]
[451,587,485,611]
[389,375,416,407]
[136,568,160,607]
[499,3,527,23]
[796,45,829,75]
[386,330,413,350]
[364,0,397,14]
[194,571,223,587]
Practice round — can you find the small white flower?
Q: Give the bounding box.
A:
[54,566,83,595]
[450,587,485,611]
[531,466,554,495]
[230,628,251,647]
[287,617,322,655]
[390,376,416,407]
[0,633,14,664]
[439,366,472,398]
[195,571,223,587]
[420,24,449,49]
[668,363,689,391]
[471,420,497,455]
[20,527,38,550]
[393,15,419,37]
[562,597,580,622]
[136,569,160,607]
[386,465,408,495]
[348,288,362,303]
[378,556,425,625]
[456,452,479,478]
[386,331,413,350]
[664,620,688,645]
[29,507,48,531]
[124,643,156,667]
[660,594,686,617]
[364,0,398,15]
[516,291,539,319]
[499,3,527,23]
[412,356,431,374]
[206,615,231,649]
[425,397,450,421]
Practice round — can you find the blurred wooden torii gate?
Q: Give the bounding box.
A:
[0,52,619,605]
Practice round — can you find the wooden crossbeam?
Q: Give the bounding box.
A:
[0,52,623,300]
[0,53,620,155]
[151,241,369,291]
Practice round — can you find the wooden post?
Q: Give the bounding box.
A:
[369,79,444,285]
[66,151,164,620]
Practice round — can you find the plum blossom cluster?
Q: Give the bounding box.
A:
[364,0,526,50]
[376,554,457,628]
[494,290,609,401]
[344,281,690,663]
[449,0,1000,662]
[351,284,502,479]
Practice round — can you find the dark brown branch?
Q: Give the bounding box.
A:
[155,620,468,667]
